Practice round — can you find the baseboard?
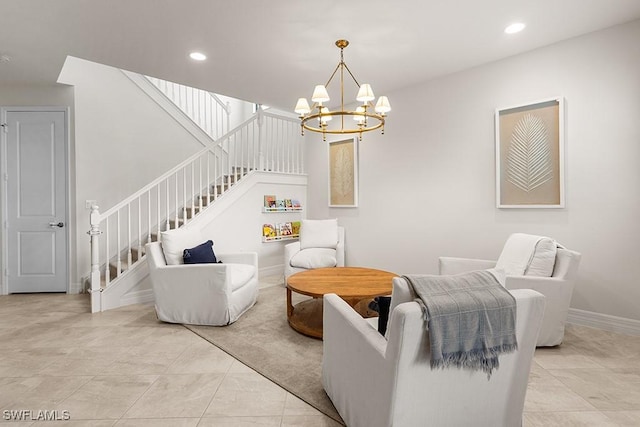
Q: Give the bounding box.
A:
[120,288,155,307]
[568,308,640,337]
[260,264,284,278]
[68,281,84,295]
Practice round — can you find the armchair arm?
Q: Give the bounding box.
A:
[217,252,258,269]
[439,257,497,275]
[505,275,574,347]
[322,294,393,427]
[284,241,301,265]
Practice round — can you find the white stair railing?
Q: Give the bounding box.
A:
[146,76,231,142]
[88,109,304,312]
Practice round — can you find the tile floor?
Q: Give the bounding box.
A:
[0,277,639,426]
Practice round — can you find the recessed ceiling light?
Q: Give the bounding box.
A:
[189,52,207,61]
[505,23,526,34]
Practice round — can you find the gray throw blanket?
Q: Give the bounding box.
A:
[403,270,517,376]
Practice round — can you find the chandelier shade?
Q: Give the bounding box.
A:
[294,39,391,141]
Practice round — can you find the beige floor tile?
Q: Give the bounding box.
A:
[527,361,564,385]
[226,360,255,374]
[139,326,203,348]
[165,342,235,374]
[204,391,287,418]
[524,411,618,427]
[0,376,92,411]
[85,327,158,348]
[204,372,287,417]
[0,422,35,426]
[283,393,324,416]
[123,373,224,418]
[26,421,115,426]
[0,348,71,378]
[58,375,158,420]
[549,368,640,410]
[197,416,282,426]
[524,381,596,412]
[602,410,640,426]
[114,419,199,426]
[281,415,344,427]
[534,352,604,370]
[100,344,186,376]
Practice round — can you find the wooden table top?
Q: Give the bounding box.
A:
[287,267,397,298]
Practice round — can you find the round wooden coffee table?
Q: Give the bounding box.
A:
[286,266,397,339]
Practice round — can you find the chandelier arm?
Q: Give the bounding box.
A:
[341,62,361,87]
[324,62,342,89]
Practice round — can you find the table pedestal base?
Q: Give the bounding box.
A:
[286,290,378,339]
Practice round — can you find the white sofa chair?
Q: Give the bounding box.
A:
[146,241,258,326]
[439,233,581,346]
[322,277,545,427]
[284,219,345,283]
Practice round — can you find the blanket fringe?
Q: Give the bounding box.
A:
[431,343,519,378]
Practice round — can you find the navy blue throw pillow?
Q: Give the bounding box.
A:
[183,240,217,264]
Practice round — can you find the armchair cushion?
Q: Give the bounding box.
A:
[496,233,557,277]
[300,219,338,250]
[290,248,337,269]
[183,240,217,264]
[160,227,203,265]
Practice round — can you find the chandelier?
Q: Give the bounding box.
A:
[294,39,391,141]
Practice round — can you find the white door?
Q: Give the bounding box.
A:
[5,109,68,293]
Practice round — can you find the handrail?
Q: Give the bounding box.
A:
[99,147,211,219]
[209,93,231,115]
[146,76,232,142]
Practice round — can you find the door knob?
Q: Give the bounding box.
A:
[49,222,64,228]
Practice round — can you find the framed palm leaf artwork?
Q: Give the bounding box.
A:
[328,137,358,207]
[495,97,565,208]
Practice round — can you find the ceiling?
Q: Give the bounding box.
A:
[2,0,640,111]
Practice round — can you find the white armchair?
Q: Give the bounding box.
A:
[284,220,345,283]
[322,277,545,427]
[439,233,581,346]
[146,242,258,326]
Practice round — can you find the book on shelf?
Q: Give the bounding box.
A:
[279,222,293,236]
[262,223,276,239]
[291,221,301,236]
[284,199,293,208]
[264,195,276,209]
[276,200,285,210]
[291,199,301,209]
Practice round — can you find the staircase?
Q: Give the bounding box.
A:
[87,76,303,313]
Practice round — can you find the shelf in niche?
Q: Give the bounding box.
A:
[263,207,303,213]
[262,234,300,243]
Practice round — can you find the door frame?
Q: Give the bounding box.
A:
[0,106,71,295]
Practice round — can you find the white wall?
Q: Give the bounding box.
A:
[58,57,204,290]
[306,20,640,321]
[188,172,307,275]
[0,84,75,293]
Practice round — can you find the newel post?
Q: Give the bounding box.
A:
[87,205,102,313]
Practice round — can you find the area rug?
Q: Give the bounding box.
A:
[184,285,344,424]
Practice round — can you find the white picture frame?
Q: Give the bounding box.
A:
[495,96,565,208]
[328,137,358,208]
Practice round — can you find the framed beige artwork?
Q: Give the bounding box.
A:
[328,137,358,207]
[495,97,565,208]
